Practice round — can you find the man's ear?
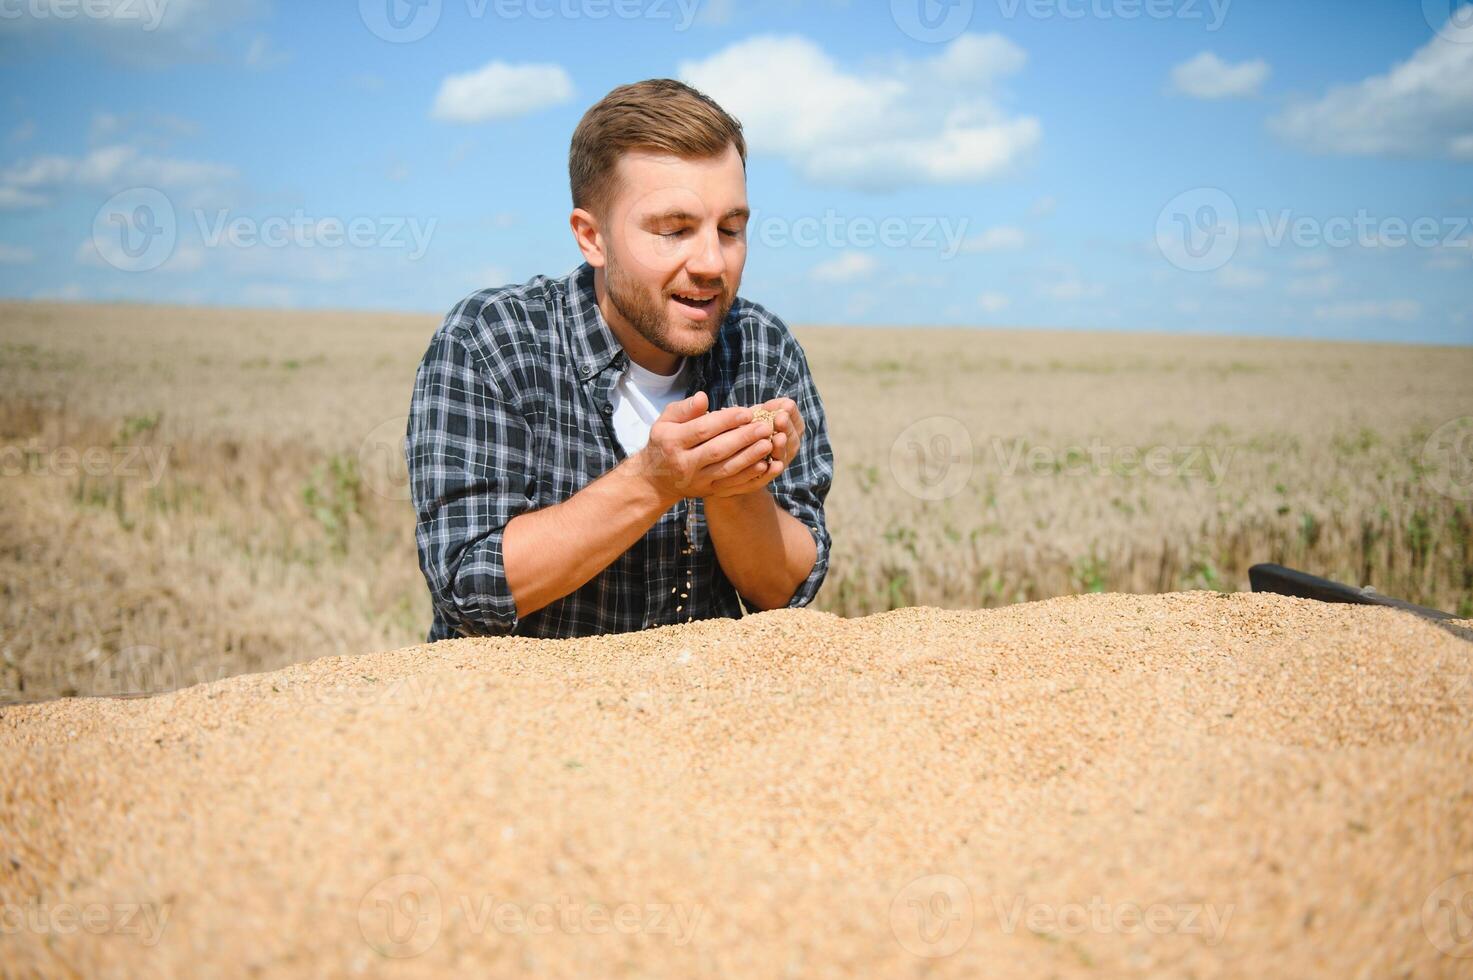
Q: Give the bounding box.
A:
[569,207,606,268]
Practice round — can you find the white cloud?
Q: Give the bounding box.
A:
[89,111,198,148]
[1313,300,1421,322]
[0,186,47,209]
[927,33,1028,84]
[1270,19,1473,159]
[960,225,1027,252]
[431,61,575,123]
[1285,273,1340,297]
[1,145,235,200]
[1214,265,1268,290]
[1029,195,1057,218]
[244,33,289,69]
[1170,52,1270,99]
[1036,268,1102,301]
[0,244,35,263]
[679,34,1040,190]
[1290,253,1332,271]
[977,291,1010,313]
[811,252,877,283]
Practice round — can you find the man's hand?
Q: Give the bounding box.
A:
[705,396,804,499]
[633,391,776,505]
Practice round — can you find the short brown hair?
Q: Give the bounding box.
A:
[569,78,746,218]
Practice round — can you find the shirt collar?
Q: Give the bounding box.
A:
[565,260,715,392]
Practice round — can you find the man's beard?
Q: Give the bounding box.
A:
[605,250,731,360]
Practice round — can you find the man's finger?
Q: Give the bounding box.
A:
[694,421,772,471]
[678,405,752,448]
[696,428,774,481]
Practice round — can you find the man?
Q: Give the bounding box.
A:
[406,78,834,640]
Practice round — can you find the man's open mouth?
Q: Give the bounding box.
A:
[670,290,720,320]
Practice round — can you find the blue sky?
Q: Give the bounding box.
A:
[1,0,1470,343]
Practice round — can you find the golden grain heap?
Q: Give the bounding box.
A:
[3,592,1471,977]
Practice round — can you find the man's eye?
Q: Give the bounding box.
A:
[657,229,687,239]
[720,227,744,239]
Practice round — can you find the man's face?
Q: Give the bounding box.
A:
[599,144,748,360]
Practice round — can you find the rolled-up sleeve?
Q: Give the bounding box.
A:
[766,333,834,608]
[407,329,536,636]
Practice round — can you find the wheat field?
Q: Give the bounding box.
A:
[2,299,1469,701]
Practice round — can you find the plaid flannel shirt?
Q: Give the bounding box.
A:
[406,261,835,641]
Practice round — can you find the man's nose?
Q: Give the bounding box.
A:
[684,224,727,280]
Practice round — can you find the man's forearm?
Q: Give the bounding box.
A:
[703,490,817,611]
[502,457,678,620]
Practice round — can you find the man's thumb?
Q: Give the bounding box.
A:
[667,390,708,421]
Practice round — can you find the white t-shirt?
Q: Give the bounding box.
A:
[610,355,692,456]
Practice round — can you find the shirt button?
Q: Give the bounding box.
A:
[601,402,613,415]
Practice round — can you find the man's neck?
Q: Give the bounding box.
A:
[592,266,681,375]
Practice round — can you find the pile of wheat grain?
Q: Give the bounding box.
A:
[3,592,1470,977]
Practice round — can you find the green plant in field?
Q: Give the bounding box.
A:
[1406,508,1433,569]
[117,412,161,443]
[883,523,919,558]
[302,453,363,554]
[1183,557,1224,592]
[1299,512,1321,550]
[883,569,910,610]
[1332,427,1378,457]
[1074,554,1108,593]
